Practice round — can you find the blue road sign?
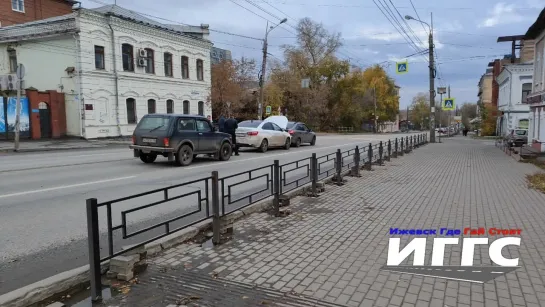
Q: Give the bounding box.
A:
[443,98,455,111]
[396,61,408,74]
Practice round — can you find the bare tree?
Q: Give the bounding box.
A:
[295,17,342,65]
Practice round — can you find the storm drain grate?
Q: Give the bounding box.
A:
[104,267,348,307]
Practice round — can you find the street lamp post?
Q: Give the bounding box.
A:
[258,18,287,120]
[405,14,436,143]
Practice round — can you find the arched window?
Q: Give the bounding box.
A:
[126,98,136,123]
[147,99,156,114]
[183,100,190,114]
[198,101,204,116]
[145,48,154,74]
[166,99,174,114]
[196,59,204,81]
[121,44,134,71]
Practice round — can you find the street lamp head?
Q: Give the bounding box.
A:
[404,15,413,20]
[280,18,288,24]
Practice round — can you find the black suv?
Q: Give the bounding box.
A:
[129,114,233,166]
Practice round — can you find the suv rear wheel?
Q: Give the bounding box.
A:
[139,152,157,163]
[219,142,232,161]
[175,144,194,166]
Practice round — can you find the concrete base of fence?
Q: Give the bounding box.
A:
[279,195,290,207]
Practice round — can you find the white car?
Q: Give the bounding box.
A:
[235,116,292,152]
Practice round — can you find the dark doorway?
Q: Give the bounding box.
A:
[39,102,51,138]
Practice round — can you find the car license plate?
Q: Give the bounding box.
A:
[141,149,151,154]
[142,138,155,143]
[236,133,245,137]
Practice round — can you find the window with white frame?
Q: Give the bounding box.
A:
[12,0,24,12]
[522,83,532,103]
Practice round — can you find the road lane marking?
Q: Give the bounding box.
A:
[0,176,136,199]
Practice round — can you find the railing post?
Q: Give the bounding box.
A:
[406,136,410,152]
[367,143,373,170]
[378,141,384,165]
[387,139,392,161]
[400,137,404,156]
[335,149,343,185]
[352,146,361,177]
[86,198,102,302]
[211,171,221,244]
[394,138,398,158]
[310,153,318,197]
[273,160,280,216]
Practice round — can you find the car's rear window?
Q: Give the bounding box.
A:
[515,130,527,136]
[238,120,262,128]
[287,122,296,128]
[137,116,171,131]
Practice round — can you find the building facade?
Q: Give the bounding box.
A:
[524,8,545,153]
[478,69,493,106]
[0,0,76,27]
[0,5,213,139]
[496,64,533,136]
[210,47,232,65]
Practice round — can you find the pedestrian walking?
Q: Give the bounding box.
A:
[224,116,239,156]
[218,116,226,133]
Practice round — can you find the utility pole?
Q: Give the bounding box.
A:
[257,18,287,120]
[406,13,435,142]
[437,87,446,143]
[428,14,435,142]
[14,63,25,152]
[258,23,268,121]
[373,87,377,133]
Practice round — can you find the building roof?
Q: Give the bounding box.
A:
[90,5,208,42]
[497,35,525,42]
[525,8,545,39]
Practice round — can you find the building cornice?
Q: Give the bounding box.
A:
[0,18,78,43]
[80,10,212,51]
[82,70,210,88]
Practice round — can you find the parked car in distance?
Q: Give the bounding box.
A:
[129,114,233,166]
[286,121,316,147]
[504,128,528,147]
[235,116,291,152]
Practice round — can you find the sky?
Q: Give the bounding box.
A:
[80,0,545,108]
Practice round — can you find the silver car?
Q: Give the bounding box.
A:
[235,116,292,152]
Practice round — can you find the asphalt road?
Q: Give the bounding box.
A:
[0,133,420,294]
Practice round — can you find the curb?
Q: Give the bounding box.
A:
[0,144,127,154]
[0,263,109,307]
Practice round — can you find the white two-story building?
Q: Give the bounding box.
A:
[0,5,213,139]
[496,63,533,136]
[524,8,545,153]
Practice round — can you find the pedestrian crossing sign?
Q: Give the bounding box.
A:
[266,106,271,115]
[396,61,408,74]
[442,98,455,111]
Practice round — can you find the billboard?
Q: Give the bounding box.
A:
[0,97,30,134]
[0,98,5,133]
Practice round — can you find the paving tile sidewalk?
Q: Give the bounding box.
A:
[100,137,545,307]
